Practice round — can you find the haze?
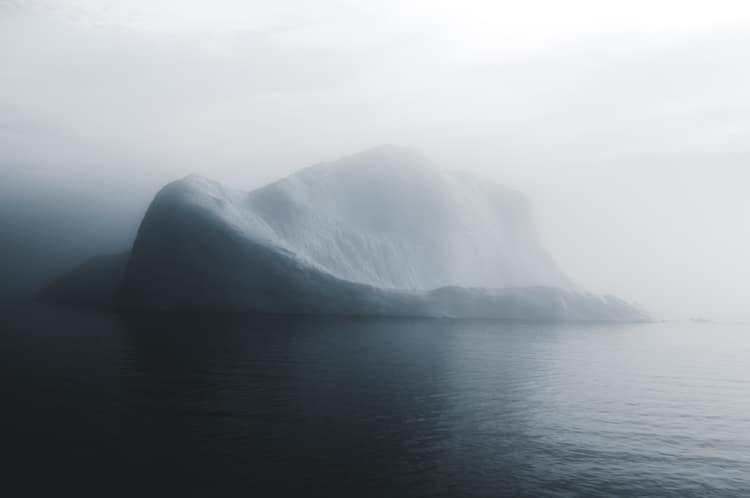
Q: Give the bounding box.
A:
[2,0,749,320]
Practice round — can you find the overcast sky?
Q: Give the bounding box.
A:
[2,0,749,319]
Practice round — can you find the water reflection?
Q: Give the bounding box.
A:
[4,306,750,497]
[117,313,462,497]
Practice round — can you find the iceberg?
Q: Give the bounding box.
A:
[41,146,648,321]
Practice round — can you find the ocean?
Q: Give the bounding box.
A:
[3,304,749,497]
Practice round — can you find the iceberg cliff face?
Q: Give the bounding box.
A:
[109,146,646,321]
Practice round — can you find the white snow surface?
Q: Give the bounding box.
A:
[116,145,646,320]
[153,146,570,289]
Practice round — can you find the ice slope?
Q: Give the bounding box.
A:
[245,146,572,290]
[109,145,646,320]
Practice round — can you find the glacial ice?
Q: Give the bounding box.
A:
[38,146,646,321]
[105,145,647,321]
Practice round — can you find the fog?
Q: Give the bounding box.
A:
[2,0,749,320]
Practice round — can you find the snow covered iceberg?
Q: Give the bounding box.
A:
[108,146,644,320]
[40,146,646,321]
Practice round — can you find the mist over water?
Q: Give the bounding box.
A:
[2,1,750,319]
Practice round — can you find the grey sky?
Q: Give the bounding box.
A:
[2,0,749,319]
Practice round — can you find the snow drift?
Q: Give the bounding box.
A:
[42,146,647,321]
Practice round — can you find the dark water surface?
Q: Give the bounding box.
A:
[3,304,750,497]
